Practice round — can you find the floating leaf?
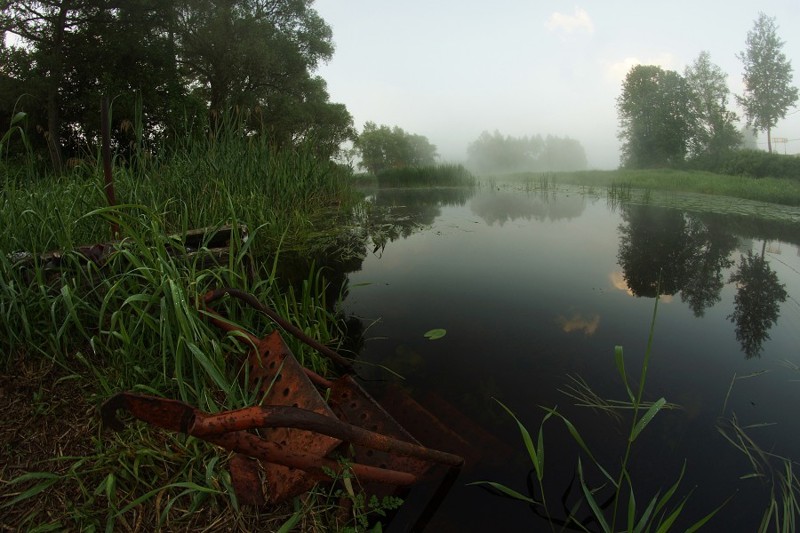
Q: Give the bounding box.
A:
[424,328,447,340]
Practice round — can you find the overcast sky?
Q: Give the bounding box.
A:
[313,1,800,169]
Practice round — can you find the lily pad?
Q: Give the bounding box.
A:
[424,328,447,340]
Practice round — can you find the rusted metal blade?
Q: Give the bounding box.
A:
[247,330,342,502]
[229,454,264,506]
[100,392,420,486]
[101,392,194,433]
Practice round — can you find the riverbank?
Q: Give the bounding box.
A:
[3,159,798,531]
[0,137,367,531]
[500,168,800,207]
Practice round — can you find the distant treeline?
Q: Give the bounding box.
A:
[466,130,588,175]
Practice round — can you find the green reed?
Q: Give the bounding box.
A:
[719,371,800,532]
[374,164,476,187]
[0,113,361,530]
[471,294,727,532]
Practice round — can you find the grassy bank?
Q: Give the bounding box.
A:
[0,129,372,530]
[552,169,800,206]
[353,163,476,188]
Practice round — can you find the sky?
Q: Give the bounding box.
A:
[312,0,800,169]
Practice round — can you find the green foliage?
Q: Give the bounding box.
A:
[684,51,742,162]
[736,12,799,153]
[715,149,800,180]
[466,130,587,175]
[353,122,437,174]
[617,65,693,168]
[311,461,404,532]
[0,0,353,168]
[0,109,369,528]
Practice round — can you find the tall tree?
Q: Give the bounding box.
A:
[1,0,94,171]
[1,0,354,166]
[617,65,692,168]
[176,1,334,122]
[1,0,187,165]
[467,131,543,174]
[736,12,799,153]
[684,51,741,162]
[353,122,437,174]
[539,135,588,172]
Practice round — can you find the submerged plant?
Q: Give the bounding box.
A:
[470,295,727,531]
[718,371,800,531]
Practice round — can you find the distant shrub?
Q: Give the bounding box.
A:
[707,149,800,180]
[375,164,476,187]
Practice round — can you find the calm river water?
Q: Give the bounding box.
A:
[337,184,800,532]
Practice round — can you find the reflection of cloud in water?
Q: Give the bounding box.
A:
[609,271,673,301]
[610,271,634,296]
[469,191,585,225]
[557,312,600,335]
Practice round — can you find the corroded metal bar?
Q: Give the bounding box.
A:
[189,405,464,467]
[101,392,420,486]
[202,287,354,371]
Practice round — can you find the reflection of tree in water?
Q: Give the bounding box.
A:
[679,218,738,316]
[469,190,585,226]
[728,248,788,358]
[366,188,475,253]
[617,205,736,316]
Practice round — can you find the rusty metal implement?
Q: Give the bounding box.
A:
[101,288,463,508]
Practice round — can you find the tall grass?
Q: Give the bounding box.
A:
[374,164,476,187]
[719,371,800,531]
[554,169,800,207]
[0,113,362,530]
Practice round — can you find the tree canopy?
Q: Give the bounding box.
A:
[352,122,437,174]
[0,0,354,169]
[684,51,742,162]
[737,12,798,153]
[616,65,693,168]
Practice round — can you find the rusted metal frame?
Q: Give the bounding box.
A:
[205,430,417,487]
[102,397,414,486]
[189,406,464,467]
[102,392,463,468]
[202,287,354,371]
[100,392,434,486]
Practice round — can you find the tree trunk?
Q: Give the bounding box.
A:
[46,83,63,174]
[767,126,772,153]
[45,1,72,175]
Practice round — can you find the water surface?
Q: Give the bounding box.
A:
[339,185,800,531]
